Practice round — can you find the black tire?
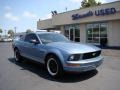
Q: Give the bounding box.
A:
[46,55,63,78]
[14,49,22,62]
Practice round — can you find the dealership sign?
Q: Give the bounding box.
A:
[72,8,116,20]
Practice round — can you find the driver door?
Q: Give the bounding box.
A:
[23,34,43,62]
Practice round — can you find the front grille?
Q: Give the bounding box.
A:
[82,50,101,60]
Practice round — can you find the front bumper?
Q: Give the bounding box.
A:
[63,56,103,72]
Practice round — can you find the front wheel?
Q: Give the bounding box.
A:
[46,55,63,78]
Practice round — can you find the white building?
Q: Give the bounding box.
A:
[37,1,120,47]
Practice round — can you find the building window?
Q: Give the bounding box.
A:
[86,23,107,46]
[64,24,80,42]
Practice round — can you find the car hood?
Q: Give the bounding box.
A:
[47,42,101,54]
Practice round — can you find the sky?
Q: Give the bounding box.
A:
[0,0,117,35]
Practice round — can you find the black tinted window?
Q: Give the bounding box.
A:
[25,34,39,42]
[20,35,25,41]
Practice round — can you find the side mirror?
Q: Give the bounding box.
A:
[30,39,39,44]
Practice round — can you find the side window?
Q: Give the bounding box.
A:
[20,35,25,41]
[25,34,31,42]
[30,34,39,42]
[25,34,39,43]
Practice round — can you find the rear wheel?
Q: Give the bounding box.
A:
[14,49,22,62]
[46,55,63,78]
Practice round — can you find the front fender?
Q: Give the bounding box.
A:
[45,48,66,66]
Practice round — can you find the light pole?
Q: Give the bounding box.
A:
[5,29,6,38]
[65,7,67,12]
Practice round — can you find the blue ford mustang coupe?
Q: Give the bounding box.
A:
[12,32,103,78]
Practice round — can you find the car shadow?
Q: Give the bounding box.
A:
[8,57,98,83]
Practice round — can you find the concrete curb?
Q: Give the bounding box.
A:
[102,49,120,57]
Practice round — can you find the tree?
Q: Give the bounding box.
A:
[0,29,2,34]
[8,29,14,38]
[26,29,33,33]
[0,29,2,38]
[81,0,101,8]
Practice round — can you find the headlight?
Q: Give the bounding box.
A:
[68,54,80,61]
[69,55,75,61]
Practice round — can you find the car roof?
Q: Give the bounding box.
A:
[36,32,58,35]
[25,32,58,36]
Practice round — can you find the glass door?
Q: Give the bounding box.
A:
[69,27,75,41]
[64,25,80,42]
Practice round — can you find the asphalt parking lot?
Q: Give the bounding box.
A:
[0,42,120,90]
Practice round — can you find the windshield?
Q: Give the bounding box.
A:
[38,33,70,44]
